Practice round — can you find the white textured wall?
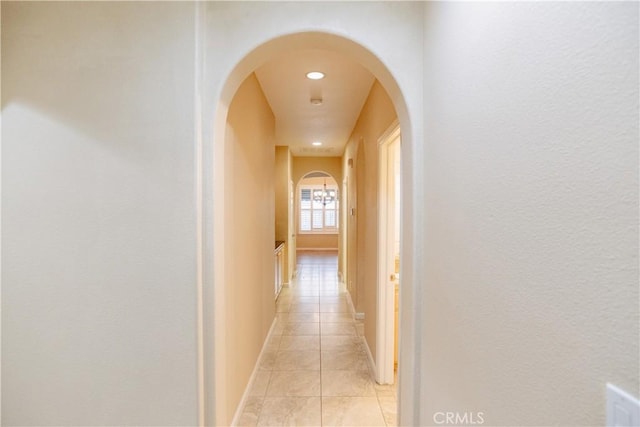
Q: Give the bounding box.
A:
[5,3,631,426]
[421,3,639,426]
[2,3,198,425]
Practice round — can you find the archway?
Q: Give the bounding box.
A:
[199,26,420,426]
[296,171,340,254]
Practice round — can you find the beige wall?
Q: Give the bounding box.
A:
[1,3,199,425]
[297,234,339,250]
[224,73,276,424]
[292,156,342,189]
[342,140,360,302]
[275,147,289,242]
[343,81,397,363]
[275,146,292,280]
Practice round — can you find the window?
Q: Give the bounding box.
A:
[299,185,339,233]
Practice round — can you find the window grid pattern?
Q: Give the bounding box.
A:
[299,186,339,233]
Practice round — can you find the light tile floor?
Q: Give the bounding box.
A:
[238,251,397,427]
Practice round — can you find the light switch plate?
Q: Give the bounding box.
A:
[607,383,640,427]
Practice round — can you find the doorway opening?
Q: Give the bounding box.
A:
[377,120,402,385]
[296,171,340,253]
[202,30,417,426]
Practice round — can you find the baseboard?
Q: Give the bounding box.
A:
[345,289,356,317]
[296,248,339,251]
[362,333,378,382]
[230,317,278,427]
[347,291,374,377]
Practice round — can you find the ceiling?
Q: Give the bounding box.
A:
[255,49,375,157]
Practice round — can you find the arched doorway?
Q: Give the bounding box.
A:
[296,171,340,253]
[198,13,422,424]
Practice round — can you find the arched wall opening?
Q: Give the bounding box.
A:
[296,171,340,253]
[200,28,420,426]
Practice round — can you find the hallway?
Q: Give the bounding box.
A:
[238,252,397,426]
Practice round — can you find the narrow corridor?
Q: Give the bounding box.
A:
[238,252,397,426]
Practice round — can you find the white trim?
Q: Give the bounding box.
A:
[376,120,401,385]
[348,291,372,369]
[363,334,377,380]
[345,288,356,317]
[345,289,364,320]
[378,119,401,147]
[230,317,279,427]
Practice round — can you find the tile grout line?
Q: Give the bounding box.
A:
[319,294,323,427]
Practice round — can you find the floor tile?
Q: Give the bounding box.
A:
[276,301,291,313]
[321,350,370,371]
[237,252,399,426]
[374,381,397,398]
[320,312,353,323]
[259,351,277,371]
[321,397,386,426]
[321,335,364,353]
[249,371,271,396]
[237,396,264,427]
[257,397,321,426]
[274,350,320,370]
[289,303,320,313]
[321,370,376,396]
[294,296,320,304]
[320,302,350,313]
[277,295,293,304]
[279,335,320,351]
[320,295,347,303]
[264,334,282,352]
[282,322,319,336]
[290,289,320,297]
[379,396,399,426]
[321,322,357,336]
[281,312,320,323]
[266,370,321,397]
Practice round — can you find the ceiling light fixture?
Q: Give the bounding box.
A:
[313,180,337,206]
[310,97,323,105]
[306,71,325,80]
[312,141,322,146]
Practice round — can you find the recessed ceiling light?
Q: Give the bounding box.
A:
[306,71,325,80]
[312,141,322,146]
